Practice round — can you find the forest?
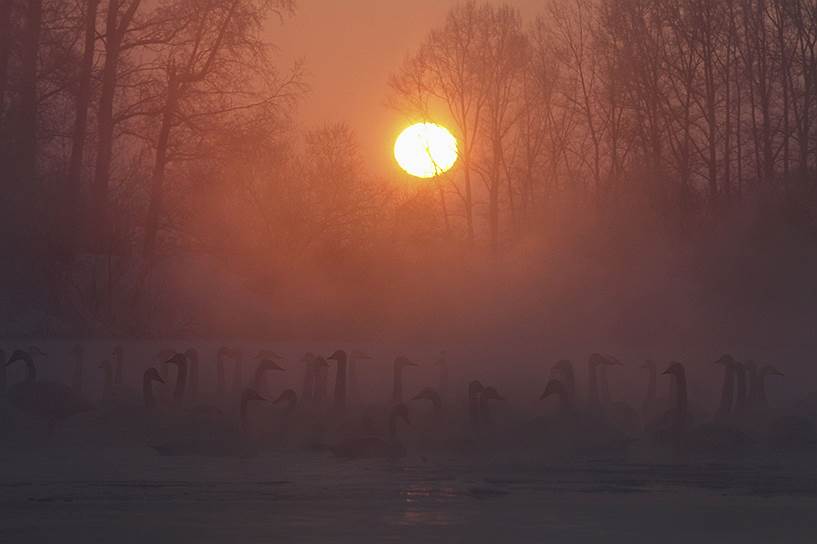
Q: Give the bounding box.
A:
[0,0,815,347]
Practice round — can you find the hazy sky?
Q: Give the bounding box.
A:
[275,0,541,176]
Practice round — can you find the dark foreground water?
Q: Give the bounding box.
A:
[0,447,814,543]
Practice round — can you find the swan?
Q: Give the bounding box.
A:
[411,387,443,412]
[230,348,245,394]
[713,354,737,420]
[253,350,285,393]
[314,356,329,406]
[5,349,94,433]
[467,380,485,431]
[331,403,411,459]
[539,378,633,457]
[391,356,418,403]
[327,350,349,411]
[112,345,125,386]
[150,388,268,457]
[479,386,505,426]
[162,352,189,405]
[98,359,139,403]
[251,358,286,396]
[550,360,576,404]
[185,348,200,402]
[661,362,751,455]
[299,353,317,406]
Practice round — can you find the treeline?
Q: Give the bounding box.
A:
[0,0,309,331]
[1,0,816,338]
[390,0,817,251]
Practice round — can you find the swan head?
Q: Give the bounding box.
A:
[589,353,607,367]
[411,387,440,403]
[163,353,187,366]
[714,354,736,367]
[27,345,47,358]
[271,389,298,407]
[313,356,329,369]
[327,350,347,363]
[5,349,33,367]
[641,360,656,369]
[144,367,165,384]
[468,380,485,396]
[390,403,411,425]
[259,359,286,372]
[603,354,623,366]
[241,388,267,403]
[300,352,316,364]
[482,386,505,401]
[256,349,284,360]
[217,346,232,360]
[761,365,784,377]
[662,362,685,377]
[394,356,417,369]
[540,378,566,400]
[155,348,176,361]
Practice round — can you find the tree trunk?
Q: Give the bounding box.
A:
[143,73,178,260]
[64,0,99,258]
[18,0,41,192]
[0,0,13,116]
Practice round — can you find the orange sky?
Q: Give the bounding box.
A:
[275,0,541,177]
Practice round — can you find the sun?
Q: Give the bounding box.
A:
[394,123,458,178]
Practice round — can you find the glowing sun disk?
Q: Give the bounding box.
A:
[394,123,458,178]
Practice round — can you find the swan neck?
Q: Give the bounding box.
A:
[173,360,188,403]
[72,356,83,393]
[333,359,347,410]
[217,358,225,394]
[143,375,155,411]
[645,366,656,404]
[114,352,123,385]
[301,362,315,405]
[587,362,599,408]
[599,365,611,404]
[718,364,735,416]
[392,365,403,403]
[103,364,113,399]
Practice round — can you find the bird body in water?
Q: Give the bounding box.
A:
[539,378,633,458]
[5,349,94,434]
[658,362,752,456]
[150,388,268,457]
[331,403,410,459]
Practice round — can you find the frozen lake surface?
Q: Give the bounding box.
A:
[0,447,814,543]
